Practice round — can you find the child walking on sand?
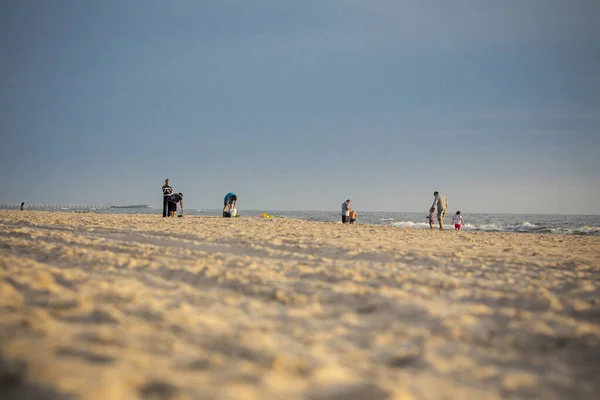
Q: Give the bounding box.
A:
[452,211,465,231]
[427,208,435,229]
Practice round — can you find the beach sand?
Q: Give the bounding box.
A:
[1,210,599,400]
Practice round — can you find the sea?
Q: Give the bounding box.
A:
[2,204,599,236]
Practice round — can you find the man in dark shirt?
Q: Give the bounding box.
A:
[162,179,173,217]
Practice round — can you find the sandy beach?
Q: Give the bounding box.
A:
[0,210,599,400]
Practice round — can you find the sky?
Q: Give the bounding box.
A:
[1,0,599,214]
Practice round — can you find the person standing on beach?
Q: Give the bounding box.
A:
[162,179,173,217]
[341,199,351,223]
[430,191,448,230]
[20,202,25,211]
[223,192,237,217]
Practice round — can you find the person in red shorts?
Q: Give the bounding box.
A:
[452,211,465,231]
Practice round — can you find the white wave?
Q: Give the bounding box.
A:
[552,226,600,235]
[520,221,539,228]
[581,225,600,233]
[461,223,477,230]
[391,221,431,228]
[504,222,541,232]
[462,222,539,233]
[476,224,501,231]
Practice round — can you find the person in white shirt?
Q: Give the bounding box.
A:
[452,211,465,231]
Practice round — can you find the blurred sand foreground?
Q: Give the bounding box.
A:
[0,210,599,400]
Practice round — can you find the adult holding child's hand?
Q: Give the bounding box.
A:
[430,191,448,230]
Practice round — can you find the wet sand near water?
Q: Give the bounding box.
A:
[1,210,599,399]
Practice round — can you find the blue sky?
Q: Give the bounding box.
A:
[1,0,599,213]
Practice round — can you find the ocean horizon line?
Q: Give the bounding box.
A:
[1,205,599,217]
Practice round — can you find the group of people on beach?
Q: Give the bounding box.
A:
[162,179,184,217]
[163,180,463,230]
[341,191,464,231]
[342,190,465,231]
[162,179,238,218]
[341,199,357,224]
[426,191,464,231]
